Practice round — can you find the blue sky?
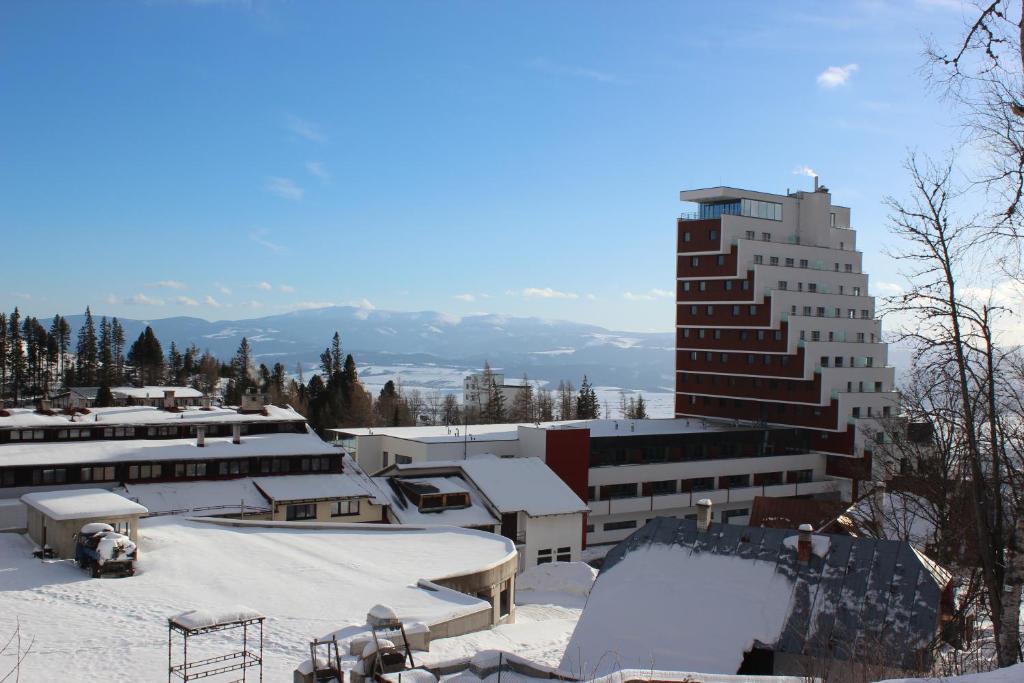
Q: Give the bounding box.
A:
[0,0,965,332]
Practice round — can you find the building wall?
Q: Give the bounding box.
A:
[348,434,520,473]
[271,497,385,523]
[523,513,584,567]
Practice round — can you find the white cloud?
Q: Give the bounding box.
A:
[285,115,327,143]
[294,301,336,310]
[354,298,375,310]
[104,294,119,305]
[793,166,818,178]
[249,230,286,253]
[280,284,296,293]
[305,161,331,183]
[454,293,476,302]
[175,296,199,306]
[244,300,264,309]
[519,287,579,300]
[214,282,232,295]
[203,295,223,308]
[585,293,597,301]
[528,57,622,84]
[148,280,187,290]
[623,288,674,301]
[257,281,272,291]
[817,64,858,88]
[266,176,304,201]
[128,293,164,306]
[874,281,904,295]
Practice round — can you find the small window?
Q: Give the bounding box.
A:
[603,520,639,532]
[330,500,360,517]
[683,231,691,242]
[709,229,718,241]
[286,503,317,521]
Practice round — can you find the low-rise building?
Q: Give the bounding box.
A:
[53,386,206,409]
[253,473,386,523]
[462,371,528,413]
[21,488,148,558]
[333,417,840,547]
[563,510,954,679]
[376,454,588,569]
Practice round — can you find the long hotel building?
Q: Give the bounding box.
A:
[674,183,898,493]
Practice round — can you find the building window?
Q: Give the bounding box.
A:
[852,407,861,418]
[748,305,757,315]
[286,503,316,521]
[830,212,836,227]
[800,259,808,269]
[537,548,553,565]
[717,255,725,266]
[699,281,707,292]
[649,480,677,495]
[745,230,755,239]
[778,281,788,290]
[709,229,718,240]
[845,264,853,272]
[683,231,691,242]
[80,466,116,482]
[769,256,779,266]
[722,508,749,524]
[789,469,813,484]
[754,255,763,264]
[556,546,572,562]
[683,281,691,292]
[603,520,639,532]
[33,468,67,485]
[706,305,714,315]
[732,305,740,316]
[785,257,794,267]
[330,500,360,517]
[808,283,817,293]
[724,280,733,291]
[691,256,699,267]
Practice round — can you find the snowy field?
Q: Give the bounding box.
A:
[0,517,517,680]
[349,362,675,419]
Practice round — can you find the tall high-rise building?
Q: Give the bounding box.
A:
[674,183,898,485]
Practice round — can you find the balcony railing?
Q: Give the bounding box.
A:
[587,479,838,516]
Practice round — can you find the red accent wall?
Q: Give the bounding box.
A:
[677,218,722,252]
[545,429,592,549]
[676,322,790,352]
[676,296,774,327]
[676,346,806,379]
[675,393,841,430]
[676,271,756,301]
[676,370,824,403]
[677,246,740,278]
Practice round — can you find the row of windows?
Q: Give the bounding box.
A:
[754,254,855,273]
[1,422,305,444]
[537,546,572,564]
[801,330,875,344]
[683,394,827,418]
[588,436,804,468]
[590,470,815,501]
[0,455,337,488]
[686,254,729,268]
[680,373,807,392]
[681,279,750,293]
[684,304,762,317]
[696,199,782,222]
[681,328,784,343]
[790,304,871,319]
[686,350,793,367]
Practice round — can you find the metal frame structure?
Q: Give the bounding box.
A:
[167,614,265,682]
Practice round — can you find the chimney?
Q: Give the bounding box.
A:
[197,426,205,448]
[201,394,212,411]
[163,389,175,410]
[813,175,819,192]
[232,424,241,445]
[36,399,51,413]
[239,387,265,414]
[797,523,814,563]
[696,498,712,532]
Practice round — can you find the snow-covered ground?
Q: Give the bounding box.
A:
[0,517,514,681]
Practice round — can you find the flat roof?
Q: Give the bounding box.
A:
[21,489,148,520]
[0,404,307,430]
[0,516,514,679]
[0,430,335,468]
[331,417,757,444]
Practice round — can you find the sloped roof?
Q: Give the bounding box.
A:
[582,517,950,674]
[748,496,849,532]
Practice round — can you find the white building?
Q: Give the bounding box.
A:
[462,371,528,413]
[332,417,839,547]
[375,454,588,569]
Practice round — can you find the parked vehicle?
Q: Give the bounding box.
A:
[74,523,137,578]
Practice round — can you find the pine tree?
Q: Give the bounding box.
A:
[75,307,98,385]
[485,376,507,423]
[0,313,8,401]
[510,373,535,422]
[224,337,253,403]
[576,375,599,419]
[49,315,70,387]
[127,326,164,385]
[633,394,648,419]
[196,351,220,396]
[8,309,25,403]
[166,342,184,385]
[110,317,125,385]
[98,317,114,387]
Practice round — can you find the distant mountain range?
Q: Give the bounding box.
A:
[62,307,677,392]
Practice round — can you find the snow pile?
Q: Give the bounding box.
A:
[0,499,27,530]
[381,669,437,682]
[96,533,136,562]
[361,638,395,658]
[169,606,264,630]
[516,562,597,598]
[560,546,794,677]
[80,522,115,535]
[875,663,1024,683]
[782,532,830,558]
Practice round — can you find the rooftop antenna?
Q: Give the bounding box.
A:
[813,175,819,192]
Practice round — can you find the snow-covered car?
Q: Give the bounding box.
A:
[74,523,137,578]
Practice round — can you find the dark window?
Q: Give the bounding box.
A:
[286,503,316,521]
[556,546,572,562]
[603,520,638,532]
[330,500,360,516]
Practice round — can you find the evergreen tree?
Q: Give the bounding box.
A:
[442,393,460,425]
[127,326,164,385]
[166,342,184,385]
[95,385,114,407]
[510,373,536,422]
[49,315,71,386]
[0,313,8,401]
[8,309,25,403]
[98,317,114,387]
[632,394,648,419]
[536,385,555,422]
[75,307,98,385]
[269,362,287,403]
[196,351,220,396]
[485,376,507,423]
[557,380,575,421]
[576,375,599,419]
[110,317,125,385]
[224,337,253,403]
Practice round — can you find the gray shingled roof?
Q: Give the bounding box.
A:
[601,517,950,671]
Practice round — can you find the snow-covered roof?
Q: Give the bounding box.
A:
[253,474,377,503]
[0,430,335,467]
[391,455,587,517]
[111,386,205,399]
[330,423,522,443]
[564,516,951,677]
[0,516,514,679]
[373,476,498,528]
[331,417,776,444]
[0,403,306,430]
[115,479,270,515]
[401,476,471,496]
[21,489,148,520]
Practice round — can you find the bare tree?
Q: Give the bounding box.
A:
[885,153,1024,666]
[0,619,33,682]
